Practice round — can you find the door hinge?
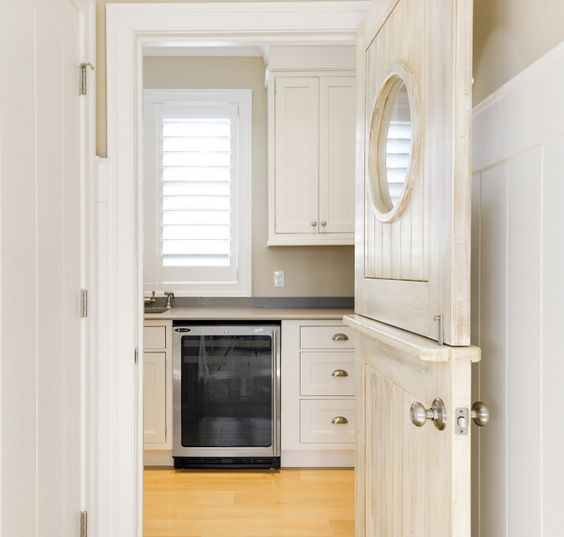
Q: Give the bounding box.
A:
[80,289,88,318]
[134,347,139,364]
[79,63,95,96]
[80,511,88,537]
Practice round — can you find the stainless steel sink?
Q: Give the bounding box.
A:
[144,306,170,314]
[144,291,174,314]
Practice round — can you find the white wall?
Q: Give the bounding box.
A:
[0,1,86,536]
[471,41,564,537]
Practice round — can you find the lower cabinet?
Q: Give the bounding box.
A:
[281,319,356,467]
[143,320,172,451]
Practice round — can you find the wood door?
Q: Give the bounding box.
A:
[355,0,473,346]
[0,0,84,535]
[319,76,356,234]
[143,352,167,445]
[274,77,320,233]
[348,319,478,537]
[349,0,476,536]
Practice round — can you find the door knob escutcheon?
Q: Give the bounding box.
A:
[410,398,447,431]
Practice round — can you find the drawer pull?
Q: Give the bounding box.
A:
[331,369,349,378]
[331,416,349,425]
[332,333,349,342]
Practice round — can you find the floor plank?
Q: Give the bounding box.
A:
[144,468,354,537]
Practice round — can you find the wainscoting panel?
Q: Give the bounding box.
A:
[472,42,564,537]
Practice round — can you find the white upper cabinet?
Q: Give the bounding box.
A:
[273,77,320,235]
[319,77,356,235]
[268,72,356,245]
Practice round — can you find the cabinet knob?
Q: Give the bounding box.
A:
[321,221,327,227]
[331,416,349,425]
[311,221,317,227]
[331,369,349,377]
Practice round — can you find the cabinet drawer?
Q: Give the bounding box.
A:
[300,352,355,396]
[144,325,166,350]
[300,325,354,349]
[300,399,355,444]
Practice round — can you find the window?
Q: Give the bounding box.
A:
[144,90,252,296]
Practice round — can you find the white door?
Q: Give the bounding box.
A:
[349,0,477,536]
[274,77,320,233]
[0,1,85,535]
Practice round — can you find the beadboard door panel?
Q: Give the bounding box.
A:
[348,316,477,537]
[356,0,473,346]
[0,1,87,535]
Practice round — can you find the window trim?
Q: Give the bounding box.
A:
[143,89,252,296]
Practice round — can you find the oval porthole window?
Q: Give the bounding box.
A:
[368,67,418,222]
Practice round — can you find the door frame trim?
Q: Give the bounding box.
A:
[98,3,368,536]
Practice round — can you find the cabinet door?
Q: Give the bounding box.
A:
[319,77,356,234]
[274,77,320,233]
[143,352,167,445]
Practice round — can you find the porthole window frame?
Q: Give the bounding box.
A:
[368,63,421,223]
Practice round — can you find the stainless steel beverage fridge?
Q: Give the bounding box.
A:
[172,322,281,469]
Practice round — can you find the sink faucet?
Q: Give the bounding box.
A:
[164,291,175,310]
[144,291,157,305]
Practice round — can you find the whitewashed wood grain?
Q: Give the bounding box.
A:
[356,0,473,345]
[347,316,475,537]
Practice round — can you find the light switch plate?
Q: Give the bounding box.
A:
[273,271,285,288]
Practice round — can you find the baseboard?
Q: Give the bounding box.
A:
[144,450,174,467]
[144,449,355,468]
[281,449,355,468]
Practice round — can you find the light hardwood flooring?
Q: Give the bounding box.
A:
[144,468,354,537]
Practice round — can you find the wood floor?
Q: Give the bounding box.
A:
[144,468,354,537]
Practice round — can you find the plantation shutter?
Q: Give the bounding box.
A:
[160,103,236,268]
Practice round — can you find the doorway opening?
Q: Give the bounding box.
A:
[97,3,368,536]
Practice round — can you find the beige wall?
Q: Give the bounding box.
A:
[144,56,354,297]
[473,0,564,103]
[99,0,564,151]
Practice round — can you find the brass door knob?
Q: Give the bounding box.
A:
[410,398,447,431]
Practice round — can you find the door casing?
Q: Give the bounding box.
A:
[98,3,369,536]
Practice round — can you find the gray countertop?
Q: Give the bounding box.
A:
[144,306,353,321]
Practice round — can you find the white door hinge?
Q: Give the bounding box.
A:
[80,289,88,318]
[79,63,95,96]
[80,511,88,537]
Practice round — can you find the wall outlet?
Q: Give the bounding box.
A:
[273,271,285,288]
